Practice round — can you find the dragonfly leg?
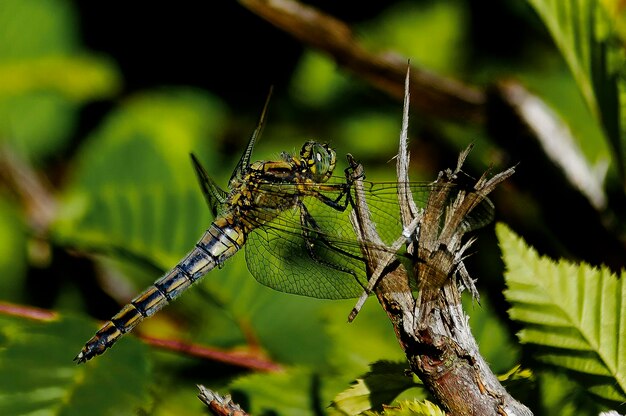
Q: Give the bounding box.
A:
[344,154,365,183]
[297,201,368,290]
[306,181,352,212]
[306,155,361,212]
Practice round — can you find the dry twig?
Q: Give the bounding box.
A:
[238,0,486,124]
[346,69,531,415]
[198,385,250,416]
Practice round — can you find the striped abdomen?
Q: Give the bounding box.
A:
[75,217,245,363]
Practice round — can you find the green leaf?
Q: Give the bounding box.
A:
[496,223,626,405]
[0,93,77,161]
[0,313,151,416]
[289,51,352,107]
[0,0,78,59]
[228,365,420,416]
[337,112,403,161]
[537,370,604,416]
[602,0,626,43]
[149,383,209,416]
[359,1,468,75]
[69,89,227,190]
[52,89,228,270]
[497,365,534,384]
[524,0,626,180]
[362,400,445,416]
[324,301,407,378]
[0,55,121,102]
[227,367,318,416]
[518,68,610,166]
[0,0,121,162]
[330,361,424,416]
[204,255,344,367]
[55,185,209,270]
[0,200,28,302]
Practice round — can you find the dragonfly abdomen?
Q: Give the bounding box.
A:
[74,217,245,363]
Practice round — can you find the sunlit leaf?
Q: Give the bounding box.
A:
[0,0,77,59]
[497,223,626,405]
[359,1,468,74]
[52,89,228,269]
[525,0,626,180]
[228,367,317,416]
[0,93,77,161]
[519,68,610,167]
[227,363,420,416]
[290,51,352,107]
[338,112,402,161]
[0,313,151,416]
[330,361,424,416]
[601,0,626,42]
[149,382,210,416]
[497,365,534,383]
[56,185,208,271]
[70,89,227,189]
[362,399,445,416]
[0,0,121,162]
[195,253,345,367]
[324,301,406,378]
[0,55,121,102]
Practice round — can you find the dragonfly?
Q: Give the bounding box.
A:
[75,94,494,363]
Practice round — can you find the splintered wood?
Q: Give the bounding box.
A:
[346,67,530,416]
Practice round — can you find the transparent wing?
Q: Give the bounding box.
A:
[243,176,494,299]
[245,199,367,299]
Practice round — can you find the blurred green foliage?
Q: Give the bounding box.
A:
[0,0,625,415]
[359,0,468,75]
[0,0,121,163]
[0,313,150,416]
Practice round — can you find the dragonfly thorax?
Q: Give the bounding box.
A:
[299,141,336,183]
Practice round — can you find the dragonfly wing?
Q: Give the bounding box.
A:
[459,196,494,233]
[244,196,369,299]
[190,153,228,218]
[369,181,496,234]
[242,179,493,301]
[230,87,273,183]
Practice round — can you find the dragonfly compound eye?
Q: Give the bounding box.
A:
[301,141,336,183]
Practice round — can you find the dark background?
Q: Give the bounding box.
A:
[73,2,538,110]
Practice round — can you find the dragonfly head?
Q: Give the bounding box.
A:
[300,141,336,183]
